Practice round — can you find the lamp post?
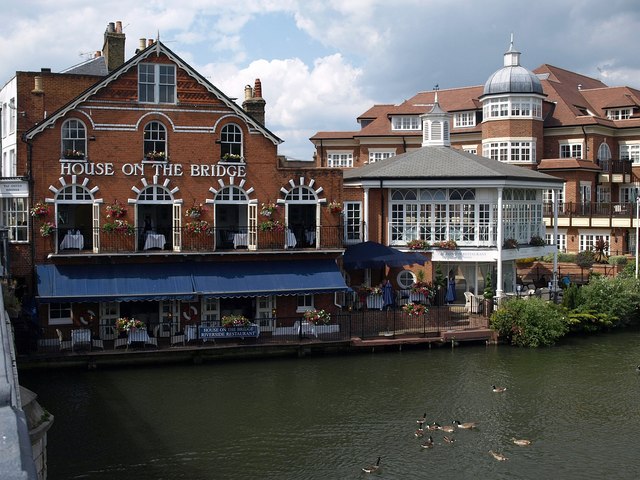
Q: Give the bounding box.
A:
[635,194,640,279]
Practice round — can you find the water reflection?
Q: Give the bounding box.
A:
[20,330,640,480]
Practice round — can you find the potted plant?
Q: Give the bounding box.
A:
[30,201,50,218]
[63,149,85,160]
[503,238,519,249]
[221,153,242,162]
[411,280,436,303]
[185,204,204,219]
[403,302,428,316]
[116,317,145,332]
[39,221,55,237]
[328,201,343,214]
[433,265,447,306]
[145,151,167,161]
[434,239,458,250]
[221,314,251,327]
[303,309,331,325]
[529,235,546,247]
[483,270,494,317]
[105,201,127,219]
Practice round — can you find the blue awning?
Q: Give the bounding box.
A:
[36,259,349,302]
[36,263,196,303]
[191,259,349,298]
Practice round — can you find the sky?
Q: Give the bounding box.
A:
[3,0,640,159]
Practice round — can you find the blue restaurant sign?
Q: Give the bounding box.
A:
[199,325,259,339]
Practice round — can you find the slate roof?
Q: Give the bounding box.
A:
[343,146,564,185]
[60,56,108,76]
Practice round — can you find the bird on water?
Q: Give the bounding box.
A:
[362,457,381,473]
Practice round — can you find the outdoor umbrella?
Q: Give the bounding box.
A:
[342,241,426,269]
[382,280,395,309]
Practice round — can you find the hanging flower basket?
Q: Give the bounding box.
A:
[106,201,127,219]
[30,202,50,218]
[185,204,204,219]
[303,309,332,325]
[328,201,343,214]
[411,281,436,300]
[260,202,278,217]
[39,221,55,237]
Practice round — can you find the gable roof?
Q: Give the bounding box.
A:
[343,146,564,187]
[25,41,282,145]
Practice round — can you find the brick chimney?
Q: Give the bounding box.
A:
[242,78,266,125]
[102,21,126,72]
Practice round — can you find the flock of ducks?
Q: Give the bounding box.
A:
[362,384,532,473]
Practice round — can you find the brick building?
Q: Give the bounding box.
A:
[311,38,640,258]
[11,24,348,346]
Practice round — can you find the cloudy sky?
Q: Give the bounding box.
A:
[3,0,640,159]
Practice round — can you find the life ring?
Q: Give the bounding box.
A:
[182,305,198,321]
[79,309,97,325]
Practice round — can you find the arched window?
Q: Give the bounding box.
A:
[138,185,172,201]
[285,186,317,202]
[143,121,167,161]
[220,124,242,161]
[216,186,248,202]
[597,142,611,162]
[56,185,93,202]
[61,119,86,160]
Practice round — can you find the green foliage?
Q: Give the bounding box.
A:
[576,275,640,327]
[608,255,628,266]
[575,250,595,270]
[490,298,568,347]
[433,265,446,289]
[561,283,579,310]
[483,270,494,299]
[543,252,576,263]
[565,310,616,333]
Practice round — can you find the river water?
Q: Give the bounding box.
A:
[19,330,640,480]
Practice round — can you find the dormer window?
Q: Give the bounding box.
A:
[138,64,176,104]
[391,116,421,130]
[606,108,632,120]
[453,111,476,128]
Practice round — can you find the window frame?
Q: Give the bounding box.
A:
[559,141,583,159]
[220,123,243,161]
[391,116,421,131]
[1,197,28,242]
[49,303,73,325]
[453,111,476,128]
[61,119,87,161]
[344,201,362,244]
[138,63,176,104]
[296,294,314,313]
[143,121,168,162]
[606,108,632,120]
[397,270,416,289]
[327,151,353,168]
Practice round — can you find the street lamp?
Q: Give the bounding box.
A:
[636,195,640,279]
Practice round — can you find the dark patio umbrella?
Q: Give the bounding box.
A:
[342,241,426,269]
[382,280,395,309]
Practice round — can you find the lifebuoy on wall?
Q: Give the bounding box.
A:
[78,309,97,326]
[182,305,199,322]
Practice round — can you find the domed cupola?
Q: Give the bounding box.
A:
[421,91,451,147]
[483,37,543,95]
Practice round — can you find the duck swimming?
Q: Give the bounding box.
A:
[511,437,532,446]
[417,412,427,425]
[443,435,455,444]
[453,420,479,429]
[492,385,507,393]
[421,435,434,449]
[362,457,381,473]
[489,450,508,461]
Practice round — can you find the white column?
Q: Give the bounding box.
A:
[363,187,370,242]
[496,187,504,297]
[636,195,639,279]
[553,188,559,290]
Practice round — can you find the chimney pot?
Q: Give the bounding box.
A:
[254,78,262,98]
[95,51,102,57]
[244,85,253,101]
[116,21,123,33]
[32,76,44,94]
[107,22,115,33]
[139,38,146,51]
[148,39,154,47]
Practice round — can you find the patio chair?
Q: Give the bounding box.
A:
[56,329,72,352]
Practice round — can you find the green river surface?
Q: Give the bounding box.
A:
[19,329,640,479]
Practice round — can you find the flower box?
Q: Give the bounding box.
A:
[63,149,85,160]
[145,151,167,161]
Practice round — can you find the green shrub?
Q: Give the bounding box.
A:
[576,275,640,327]
[565,310,616,334]
[608,255,628,266]
[561,283,579,310]
[575,250,595,270]
[543,252,576,263]
[490,298,568,347]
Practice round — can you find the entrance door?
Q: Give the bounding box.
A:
[99,301,119,340]
[255,296,275,332]
[158,300,179,337]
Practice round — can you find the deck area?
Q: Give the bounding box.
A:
[20,305,496,369]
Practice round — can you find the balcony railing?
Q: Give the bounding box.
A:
[52,225,345,255]
[543,201,636,218]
